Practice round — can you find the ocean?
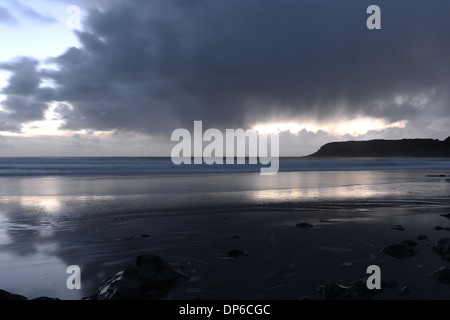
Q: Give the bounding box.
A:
[1,157,450,177]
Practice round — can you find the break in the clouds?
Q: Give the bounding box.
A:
[1,0,450,152]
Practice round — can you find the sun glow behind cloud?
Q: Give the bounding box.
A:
[20,108,66,136]
[252,117,408,136]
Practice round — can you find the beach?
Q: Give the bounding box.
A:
[1,158,450,300]
[2,0,450,306]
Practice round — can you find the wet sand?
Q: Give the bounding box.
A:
[0,171,450,300]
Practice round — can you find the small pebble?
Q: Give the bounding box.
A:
[296,223,314,228]
[227,250,248,258]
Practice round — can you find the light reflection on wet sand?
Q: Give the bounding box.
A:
[0,170,449,299]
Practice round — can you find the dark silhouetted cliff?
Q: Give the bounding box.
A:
[308,136,450,157]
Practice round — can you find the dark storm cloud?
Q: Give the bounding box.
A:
[2,0,450,134]
[0,58,51,131]
[1,58,41,95]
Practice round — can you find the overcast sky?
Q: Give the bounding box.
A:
[1,0,450,156]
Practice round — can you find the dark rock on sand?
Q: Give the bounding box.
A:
[172,261,193,276]
[403,240,418,247]
[434,226,450,231]
[296,223,314,228]
[382,240,418,259]
[391,225,405,231]
[431,267,450,284]
[123,234,151,240]
[0,289,27,300]
[0,290,60,300]
[440,213,450,219]
[431,238,450,261]
[345,278,381,300]
[97,254,189,300]
[417,235,428,240]
[426,174,447,177]
[227,249,248,258]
